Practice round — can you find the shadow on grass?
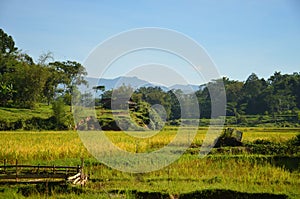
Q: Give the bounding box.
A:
[179,189,288,199]
[17,182,85,197]
[109,189,288,199]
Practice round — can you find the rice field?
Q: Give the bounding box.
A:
[0,127,299,198]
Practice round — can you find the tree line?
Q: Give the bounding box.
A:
[224,72,300,116]
[99,71,300,121]
[1,28,300,123]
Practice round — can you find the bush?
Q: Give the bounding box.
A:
[288,133,300,146]
[147,107,165,130]
[0,117,58,130]
[246,138,299,155]
[0,119,22,130]
[23,116,56,130]
[98,117,121,131]
[214,128,243,148]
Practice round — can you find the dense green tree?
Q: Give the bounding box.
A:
[223,77,243,116]
[0,29,18,76]
[196,86,211,118]
[266,72,297,113]
[49,61,87,105]
[0,29,90,109]
[111,84,134,110]
[135,86,171,118]
[290,72,300,109]
[197,78,227,118]
[100,89,113,109]
[241,73,268,114]
[168,89,182,120]
[52,97,67,129]
[12,62,48,108]
[0,29,17,55]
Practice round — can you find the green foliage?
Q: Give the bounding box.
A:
[22,117,56,130]
[12,63,48,108]
[147,106,165,130]
[48,61,87,106]
[1,27,300,129]
[245,138,300,156]
[0,116,58,131]
[225,114,300,127]
[0,81,15,106]
[97,116,122,131]
[0,104,73,130]
[288,133,300,146]
[1,27,300,128]
[52,98,67,129]
[196,72,300,120]
[0,29,17,54]
[135,86,171,118]
[130,101,165,130]
[0,28,87,109]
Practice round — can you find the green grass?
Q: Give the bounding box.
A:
[0,104,73,130]
[0,104,54,122]
[224,113,299,127]
[0,128,299,198]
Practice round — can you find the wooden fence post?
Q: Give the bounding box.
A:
[3,159,6,173]
[80,158,84,180]
[15,159,18,182]
[0,158,87,184]
[77,165,80,173]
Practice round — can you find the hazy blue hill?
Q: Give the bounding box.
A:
[84,76,201,93]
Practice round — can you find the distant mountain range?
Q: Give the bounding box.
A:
[84,76,204,93]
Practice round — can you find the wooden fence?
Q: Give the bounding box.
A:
[0,159,87,185]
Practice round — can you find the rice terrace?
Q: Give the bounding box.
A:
[1,2,300,198]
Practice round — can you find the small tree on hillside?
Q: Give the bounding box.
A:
[52,98,66,129]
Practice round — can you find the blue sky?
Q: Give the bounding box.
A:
[1,0,299,85]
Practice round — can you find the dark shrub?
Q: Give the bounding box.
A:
[214,128,243,148]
